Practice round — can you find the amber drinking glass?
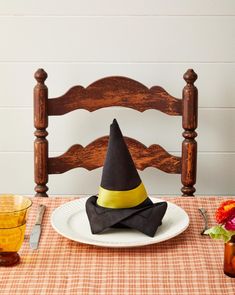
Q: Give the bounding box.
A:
[224,235,235,278]
[0,194,32,266]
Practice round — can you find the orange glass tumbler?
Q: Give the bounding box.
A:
[224,235,235,278]
[0,195,32,266]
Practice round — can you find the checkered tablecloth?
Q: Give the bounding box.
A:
[0,196,235,295]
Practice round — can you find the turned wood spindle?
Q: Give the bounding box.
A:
[34,69,49,197]
[181,69,198,196]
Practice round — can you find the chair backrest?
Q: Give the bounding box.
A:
[34,69,198,197]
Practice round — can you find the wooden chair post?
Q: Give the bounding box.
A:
[34,69,49,197]
[181,69,198,196]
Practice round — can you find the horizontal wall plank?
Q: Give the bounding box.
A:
[0,63,234,108]
[0,152,234,195]
[0,0,234,16]
[0,17,234,62]
[1,108,235,152]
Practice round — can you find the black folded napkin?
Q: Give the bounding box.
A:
[86,196,167,237]
[86,119,167,237]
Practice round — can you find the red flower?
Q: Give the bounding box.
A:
[215,200,235,224]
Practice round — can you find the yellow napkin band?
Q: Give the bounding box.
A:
[97,182,148,209]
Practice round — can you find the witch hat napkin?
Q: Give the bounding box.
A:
[86,119,167,237]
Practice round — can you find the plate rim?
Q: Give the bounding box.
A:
[51,197,189,248]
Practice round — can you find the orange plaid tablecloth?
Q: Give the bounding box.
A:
[0,196,235,295]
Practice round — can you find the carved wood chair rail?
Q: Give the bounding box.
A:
[34,69,198,197]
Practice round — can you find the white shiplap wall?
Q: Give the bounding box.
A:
[0,1,235,196]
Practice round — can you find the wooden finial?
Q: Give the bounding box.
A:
[34,68,49,197]
[34,68,48,83]
[183,69,198,85]
[181,69,198,196]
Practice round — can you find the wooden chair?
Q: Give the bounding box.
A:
[34,69,198,197]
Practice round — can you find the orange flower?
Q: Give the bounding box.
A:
[215,200,235,224]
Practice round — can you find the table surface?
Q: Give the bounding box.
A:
[1,196,235,295]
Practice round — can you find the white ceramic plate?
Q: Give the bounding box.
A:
[51,197,189,248]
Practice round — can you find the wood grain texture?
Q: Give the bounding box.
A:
[48,136,181,174]
[1,152,234,196]
[48,76,182,116]
[34,69,49,197]
[1,63,233,108]
[34,68,197,197]
[181,69,198,196]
